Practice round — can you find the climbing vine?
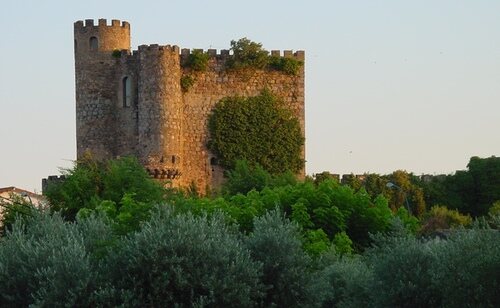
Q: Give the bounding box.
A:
[208,90,304,174]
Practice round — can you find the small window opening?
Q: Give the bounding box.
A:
[89,36,98,51]
[123,76,131,107]
[210,157,218,166]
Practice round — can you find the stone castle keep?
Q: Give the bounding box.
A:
[73,19,305,191]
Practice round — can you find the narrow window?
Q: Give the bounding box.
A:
[89,36,98,51]
[122,76,131,107]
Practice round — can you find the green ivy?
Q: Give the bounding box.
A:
[208,90,304,174]
[183,49,210,71]
[180,75,195,92]
[111,49,121,58]
[268,55,303,75]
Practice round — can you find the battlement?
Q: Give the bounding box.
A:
[179,48,305,61]
[137,44,180,53]
[74,18,130,30]
[41,175,67,193]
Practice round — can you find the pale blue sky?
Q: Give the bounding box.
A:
[1,0,499,192]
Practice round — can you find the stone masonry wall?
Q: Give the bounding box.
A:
[74,19,130,160]
[74,19,304,193]
[178,49,305,191]
[137,45,183,183]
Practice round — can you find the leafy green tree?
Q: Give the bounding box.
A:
[208,90,304,174]
[303,229,330,257]
[419,205,472,235]
[313,171,339,185]
[0,193,37,235]
[44,156,165,233]
[226,37,269,70]
[182,49,210,71]
[423,156,500,217]
[332,231,354,255]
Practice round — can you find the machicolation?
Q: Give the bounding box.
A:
[70,18,305,192]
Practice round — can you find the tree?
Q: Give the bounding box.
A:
[226,37,269,70]
[44,156,165,233]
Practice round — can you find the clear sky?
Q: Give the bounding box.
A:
[1,0,499,192]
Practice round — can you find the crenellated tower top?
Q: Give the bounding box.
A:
[74,18,130,54]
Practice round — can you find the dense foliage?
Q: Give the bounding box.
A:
[1,156,498,306]
[180,75,195,92]
[182,49,210,71]
[422,156,500,216]
[208,91,304,174]
[226,38,303,75]
[44,156,165,234]
[0,207,498,307]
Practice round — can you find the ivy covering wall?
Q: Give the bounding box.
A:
[208,90,304,174]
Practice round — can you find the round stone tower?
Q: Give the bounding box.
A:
[137,45,183,183]
[73,19,130,160]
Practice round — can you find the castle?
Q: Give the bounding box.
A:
[73,19,305,191]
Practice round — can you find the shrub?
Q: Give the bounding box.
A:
[182,49,210,71]
[227,37,269,70]
[99,207,262,307]
[180,75,195,92]
[365,235,442,307]
[245,210,313,307]
[112,49,121,58]
[268,55,303,75]
[44,156,164,232]
[313,256,373,308]
[431,227,500,307]
[223,160,272,195]
[420,205,472,235]
[0,212,98,306]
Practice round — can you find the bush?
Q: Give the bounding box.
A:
[245,210,313,307]
[44,156,164,232]
[227,38,269,70]
[180,75,195,92]
[268,55,303,75]
[99,207,262,307]
[366,235,442,307]
[431,227,500,307]
[0,212,99,306]
[313,256,373,308]
[182,49,210,71]
[420,205,472,235]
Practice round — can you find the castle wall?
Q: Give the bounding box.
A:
[114,51,139,156]
[73,19,305,193]
[179,50,305,191]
